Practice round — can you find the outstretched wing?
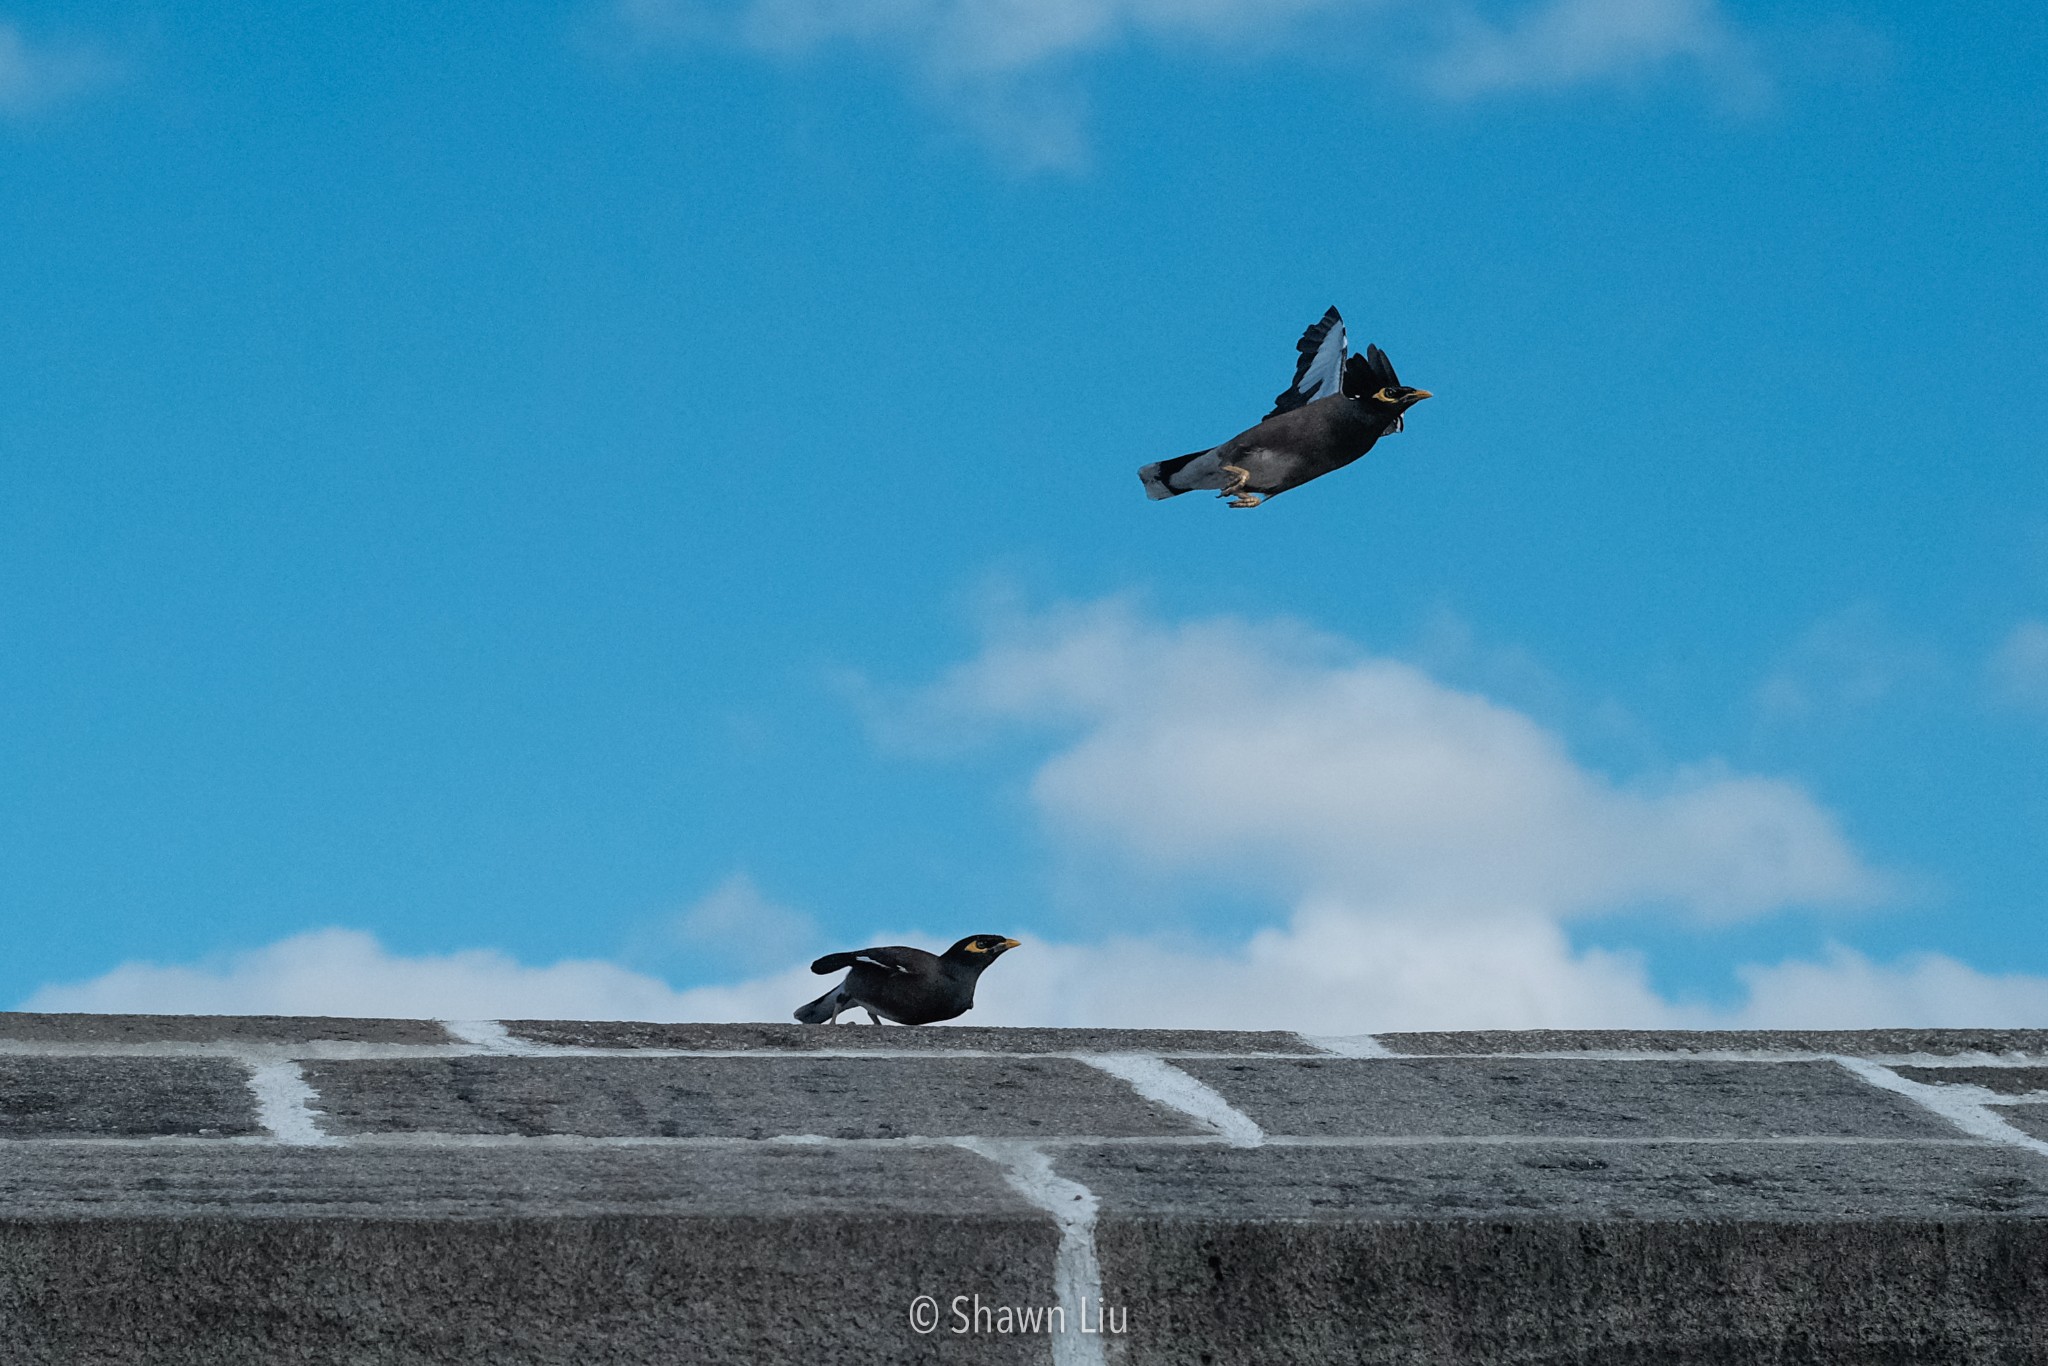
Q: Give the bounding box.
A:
[811,945,921,976]
[1266,307,1347,419]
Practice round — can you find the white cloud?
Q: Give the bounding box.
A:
[860,599,2040,1029]
[977,905,1674,1029]
[993,921,2048,1030]
[625,871,823,976]
[614,0,1760,166]
[0,21,120,120]
[999,924,2048,1030]
[624,0,1341,77]
[1731,945,2048,1029]
[26,918,2048,1032]
[1755,602,1944,724]
[34,912,1651,1030]
[916,601,1880,919]
[1989,619,2048,711]
[17,927,819,1022]
[1425,0,1758,102]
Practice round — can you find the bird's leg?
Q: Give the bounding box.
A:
[1215,465,1263,508]
[864,1008,883,1025]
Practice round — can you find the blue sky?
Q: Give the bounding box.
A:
[3,0,2045,1026]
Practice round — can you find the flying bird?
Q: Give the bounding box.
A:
[793,935,1021,1026]
[1139,307,1431,508]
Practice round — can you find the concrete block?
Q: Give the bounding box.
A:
[1052,1140,2048,1221]
[0,1143,1055,1364]
[301,1055,1211,1139]
[1998,1106,2048,1141]
[0,1214,1054,1365]
[1181,1056,1956,1139]
[0,1057,259,1138]
[1377,1028,2048,1057]
[502,1020,1318,1053]
[0,1141,1034,1219]
[1094,1218,2048,1365]
[0,1012,454,1046]
[1893,1065,2048,1095]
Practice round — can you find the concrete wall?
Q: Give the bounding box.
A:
[3,1014,2048,1363]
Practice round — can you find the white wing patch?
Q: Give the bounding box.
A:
[1267,307,1350,418]
[1294,315,1346,406]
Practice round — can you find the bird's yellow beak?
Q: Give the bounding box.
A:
[1409,390,1433,401]
[999,938,1021,950]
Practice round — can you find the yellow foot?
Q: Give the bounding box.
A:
[1215,464,1251,499]
[1228,493,1264,508]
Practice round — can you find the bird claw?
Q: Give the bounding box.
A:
[1228,493,1263,508]
[1215,464,1251,499]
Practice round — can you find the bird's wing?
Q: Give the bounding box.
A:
[810,946,921,976]
[1266,307,1347,419]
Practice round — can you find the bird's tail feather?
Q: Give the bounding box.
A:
[793,985,843,1025]
[1138,448,1215,500]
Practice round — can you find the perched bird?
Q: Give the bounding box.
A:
[793,935,1021,1025]
[1139,306,1431,508]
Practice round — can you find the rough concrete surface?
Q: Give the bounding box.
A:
[0,1012,454,1046]
[1177,1057,1952,1139]
[301,1055,1210,1139]
[1893,1064,2048,1095]
[1376,1028,2048,1057]
[502,1019,1319,1054]
[0,1056,260,1138]
[4,1015,2048,1364]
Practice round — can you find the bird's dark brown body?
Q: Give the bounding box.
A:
[793,935,1020,1025]
[1138,306,1429,507]
[1206,392,1401,498]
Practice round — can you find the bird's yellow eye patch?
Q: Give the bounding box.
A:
[962,941,986,953]
[1373,387,1400,403]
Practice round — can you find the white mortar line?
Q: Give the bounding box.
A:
[438,1020,541,1053]
[1301,1033,1395,1057]
[1833,1057,2048,1157]
[952,1139,1108,1366]
[1079,1053,1264,1147]
[243,1060,340,1147]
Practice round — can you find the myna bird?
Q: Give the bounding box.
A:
[793,935,1020,1025]
[1139,306,1431,508]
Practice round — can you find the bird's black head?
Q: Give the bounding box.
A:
[1342,345,1432,412]
[944,934,1021,967]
